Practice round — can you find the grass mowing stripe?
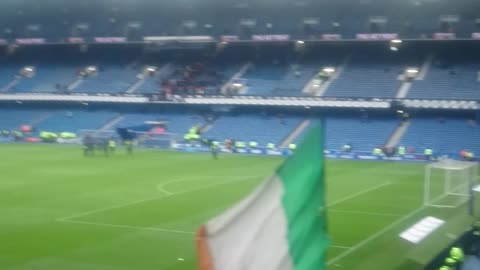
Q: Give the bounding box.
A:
[327,204,427,266]
[331,245,352,250]
[327,182,391,207]
[57,174,262,221]
[57,220,195,235]
[327,189,452,266]
[329,209,403,217]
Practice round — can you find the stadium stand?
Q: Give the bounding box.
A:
[12,65,78,92]
[76,65,139,93]
[324,52,421,98]
[399,117,480,155]
[241,62,319,96]
[204,115,303,146]
[0,109,47,129]
[408,54,480,100]
[324,116,398,152]
[36,111,117,133]
[0,65,21,91]
[111,113,206,134]
[0,0,478,40]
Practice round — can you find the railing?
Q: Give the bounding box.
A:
[0,91,478,109]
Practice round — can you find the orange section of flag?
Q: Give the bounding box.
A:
[196,226,215,270]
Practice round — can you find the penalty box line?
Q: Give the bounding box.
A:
[57,219,195,235]
[56,175,263,222]
[57,181,391,237]
[327,182,454,266]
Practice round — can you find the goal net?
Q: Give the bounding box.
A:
[79,130,179,149]
[424,159,478,208]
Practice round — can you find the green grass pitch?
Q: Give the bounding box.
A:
[0,144,468,270]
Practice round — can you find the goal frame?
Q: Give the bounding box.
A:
[424,159,478,208]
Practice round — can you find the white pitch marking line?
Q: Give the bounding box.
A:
[327,189,452,266]
[156,175,265,195]
[57,174,263,221]
[330,245,352,250]
[327,182,391,207]
[327,204,427,266]
[58,219,194,235]
[329,209,403,217]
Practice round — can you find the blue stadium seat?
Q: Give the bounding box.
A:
[408,64,480,100]
[241,63,319,96]
[13,65,78,92]
[76,66,138,93]
[324,117,397,152]
[204,115,303,145]
[399,118,480,155]
[0,109,47,129]
[112,113,205,135]
[36,111,117,133]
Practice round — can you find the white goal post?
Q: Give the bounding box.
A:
[424,159,479,208]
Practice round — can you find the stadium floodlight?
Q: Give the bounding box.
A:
[323,67,336,73]
[146,66,157,73]
[84,66,98,76]
[405,67,419,79]
[406,68,419,74]
[20,66,36,78]
[390,39,402,51]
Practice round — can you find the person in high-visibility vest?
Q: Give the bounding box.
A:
[466,151,474,161]
[424,148,433,160]
[125,140,133,155]
[373,147,382,156]
[449,247,464,263]
[288,143,296,151]
[235,141,246,148]
[108,138,116,155]
[343,143,352,152]
[444,257,457,268]
[210,141,219,159]
[267,143,275,149]
[249,141,258,148]
[398,146,406,156]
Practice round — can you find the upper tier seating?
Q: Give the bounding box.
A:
[75,65,139,93]
[323,52,420,98]
[13,65,78,92]
[408,62,480,100]
[241,62,320,96]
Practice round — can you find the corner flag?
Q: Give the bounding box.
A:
[196,124,329,270]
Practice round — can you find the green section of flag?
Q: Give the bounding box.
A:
[278,124,329,270]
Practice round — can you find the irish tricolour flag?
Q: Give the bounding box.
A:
[196,124,329,270]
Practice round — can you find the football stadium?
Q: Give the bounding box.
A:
[1,0,480,270]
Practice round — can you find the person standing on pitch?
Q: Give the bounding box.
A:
[83,134,95,157]
[108,137,116,155]
[125,140,133,155]
[211,141,219,159]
